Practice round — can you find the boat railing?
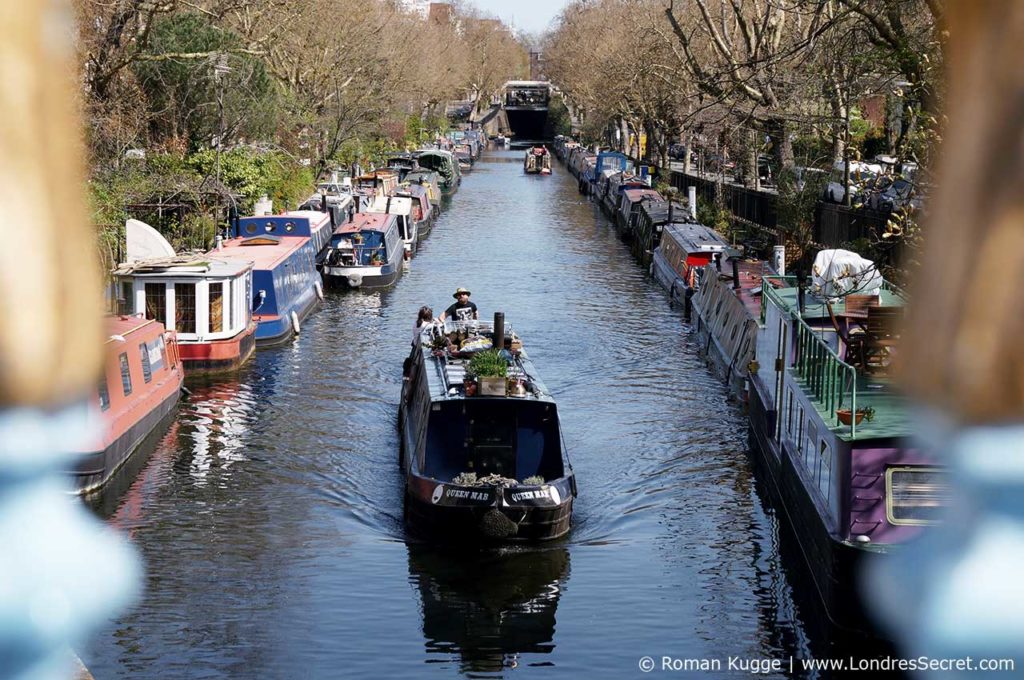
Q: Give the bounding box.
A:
[760,275,799,323]
[792,315,859,437]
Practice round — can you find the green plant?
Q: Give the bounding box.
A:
[859,406,876,422]
[467,349,507,379]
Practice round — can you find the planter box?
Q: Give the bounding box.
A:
[478,376,506,397]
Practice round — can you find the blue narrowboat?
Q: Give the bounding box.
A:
[318,212,404,288]
[217,211,329,345]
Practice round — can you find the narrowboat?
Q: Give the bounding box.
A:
[417,149,461,196]
[741,260,945,633]
[70,315,184,494]
[631,197,687,267]
[399,315,577,542]
[111,219,257,373]
[523,146,551,174]
[599,172,648,217]
[615,187,662,237]
[397,183,435,238]
[405,171,443,212]
[317,212,403,288]
[386,153,421,181]
[454,143,475,172]
[218,211,329,345]
[362,194,418,257]
[585,151,629,196]
[650,221,730,304]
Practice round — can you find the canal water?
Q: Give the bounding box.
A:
[84,150,818,678]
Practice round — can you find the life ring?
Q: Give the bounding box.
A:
[314,280,324,301]
[290,310,300,334]
[347,273,363,288]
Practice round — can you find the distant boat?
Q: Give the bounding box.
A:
[399,314,577,542]
[70,315,184,494]
[417,149,461,196]
[523,146,551,175]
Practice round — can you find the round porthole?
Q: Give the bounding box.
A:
[284,222,295,232]
[265,222,275,233]
[244,223,257,234]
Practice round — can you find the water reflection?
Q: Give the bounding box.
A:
[408,543,569,676]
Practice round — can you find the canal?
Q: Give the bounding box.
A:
[84,150,815,678]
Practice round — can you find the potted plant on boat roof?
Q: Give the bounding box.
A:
[467,349,508,396]
[836,405,875,426]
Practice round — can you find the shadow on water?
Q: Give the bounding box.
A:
[408,543,569,677]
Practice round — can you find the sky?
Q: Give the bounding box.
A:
[471,0,571,36]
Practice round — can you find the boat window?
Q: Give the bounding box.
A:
[264,222,276,233]
[818,440,832,503]
[244,222,257,235]
[209,282,224,333]
[98,378,110,411]
[144,283,166,327]
[225,280,233,330]
[139,342,152,383]
[805,420,817,470]
[175,283,196,334]
[786,389,794,433]
[119,280,133,315]
[119,352,132,396]
[284,222,295,233]
[886,467,948,525]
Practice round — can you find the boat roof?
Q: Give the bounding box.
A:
[623,188,661,203]
[640,199,689,224]
[113,254,252,278]
[214,234,311,270]
[333,212,397,235]
[105,314,161,341]
[416,320,553,404]
[363,195,413,216]
[663,222,730,253]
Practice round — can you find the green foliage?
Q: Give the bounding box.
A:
[696,201,730,234]
[133,13,277,149]
[187,147,312,211]
[467,349,508,378]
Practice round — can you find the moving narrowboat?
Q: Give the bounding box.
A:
[523,146,551,174]
[650,221,729,304]
[111,219,257,373]
[70,315,184,494]
[454,143,475,172]
[218,211,329,345]
[399,315,577,542]
[741,258,945,633]
[317,212,403,288]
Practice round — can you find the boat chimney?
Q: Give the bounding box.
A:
[688,186,697,219]
[493,312,505,352]
[731,257,741,290]
[215,234,223,250]
[715,253,722,273]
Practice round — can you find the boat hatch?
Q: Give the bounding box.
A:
[424,400,564,483]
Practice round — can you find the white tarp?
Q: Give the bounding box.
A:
[811,249,884,299]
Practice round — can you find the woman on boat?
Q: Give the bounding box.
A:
[413,306,434,346]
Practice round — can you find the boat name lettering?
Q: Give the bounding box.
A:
[446,489,489,501]
[510,489,549,502]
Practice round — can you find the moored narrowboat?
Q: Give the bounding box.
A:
[405,170,443,212]
[417,149,461,196]
[743,263,945,633]
[397,183,435,238]
[399,315,577,542]
[70,315,184,494]
[112,219,257,373]
[650,221,730,304]
[218,211,329,346]
[318,212,403,288]
[362,194,419,257]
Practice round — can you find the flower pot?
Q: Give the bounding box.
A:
[478,376,506,397]
[836,408,866,426]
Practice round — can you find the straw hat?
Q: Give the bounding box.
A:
[453,287,471,298]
